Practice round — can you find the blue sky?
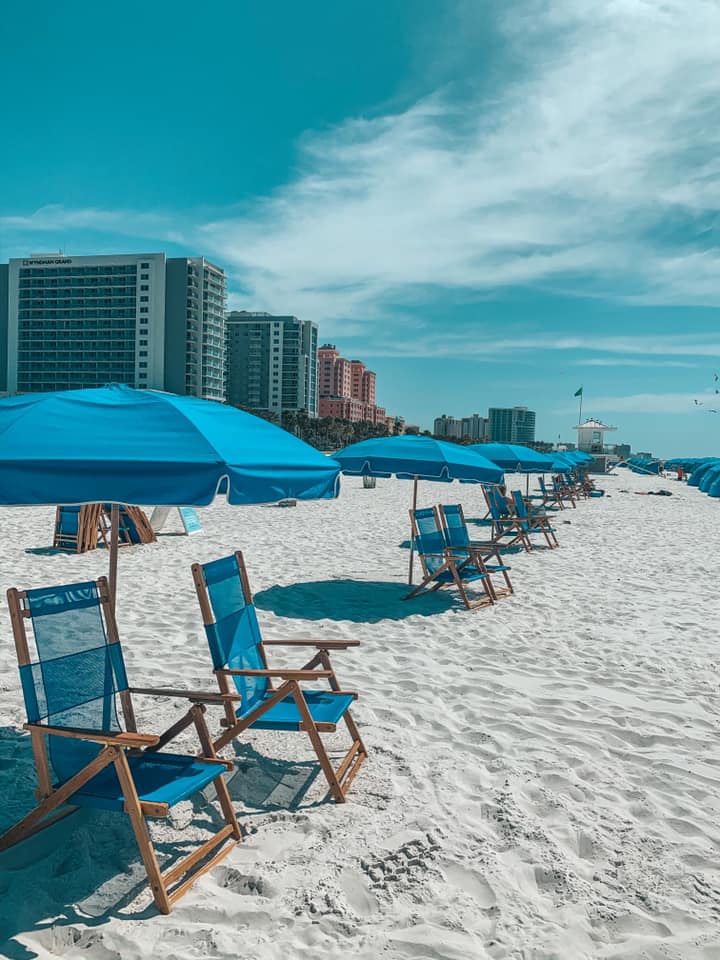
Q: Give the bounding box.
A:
[2,0,720,456]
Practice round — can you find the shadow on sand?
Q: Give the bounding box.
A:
[254,578,454,622]
[0,726,313,956]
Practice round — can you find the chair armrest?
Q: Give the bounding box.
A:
[24,723,159,748]
[261,639,360,649]
[129,686,241,703]
[218,668,333,680]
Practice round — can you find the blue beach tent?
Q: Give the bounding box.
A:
[688,459,720,487]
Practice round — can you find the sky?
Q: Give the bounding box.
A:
[2,0,719,456]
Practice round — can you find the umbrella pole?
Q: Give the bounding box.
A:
[109,503,119,612]
[526,473,529,496]
[408,475,418,585]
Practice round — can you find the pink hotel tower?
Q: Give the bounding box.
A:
[318,344,398,429]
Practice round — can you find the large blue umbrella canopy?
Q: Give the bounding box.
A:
[0,384,339,505]
[561,450,593,464]
[0,385,340,604]
[334,435,503,484]
[334,435,503,583]
[468,442,553,472]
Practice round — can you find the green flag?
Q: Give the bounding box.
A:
[574,386,583,397]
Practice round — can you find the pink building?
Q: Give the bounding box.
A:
[317,343,396,425]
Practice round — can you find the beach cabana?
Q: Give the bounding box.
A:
[333,435,503,583]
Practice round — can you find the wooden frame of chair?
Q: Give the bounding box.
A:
[191,553,367,804]
[481,487,533,552]
[100,505,157,547]
[53,504,109,553]
[553,475,577,507]
[405,506,497,609]
[437,503,514,601]
[511,491,559,549]
[531,477,564,511]
[1,576,241,914]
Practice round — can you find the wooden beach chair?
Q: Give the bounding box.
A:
[405,507,497,609]
[529,477,564,511]
[511,491,559,548]
[0,577,240,914]
[54,504,108,552]
[191,552,367,803]
[553,475,577,508]
[101,505,157,546]
[481,486,532,552]
[438,503,514,600]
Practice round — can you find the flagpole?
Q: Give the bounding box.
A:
[578,390,583,426]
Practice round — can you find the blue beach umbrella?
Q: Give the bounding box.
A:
[334,435,503,583]
[468,443,554,472]
[0,384,340,604]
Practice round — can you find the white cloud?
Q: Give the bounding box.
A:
[3,0,720,340]
[577,358,699,368]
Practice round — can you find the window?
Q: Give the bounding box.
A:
[140,284,149,291]
[139,350,148,357]
[140,273,149,280]
[140,295,149,302]
[140,262,149,268]
[140,307,148,314]
[139,339,148,346]
[139,361,148,368]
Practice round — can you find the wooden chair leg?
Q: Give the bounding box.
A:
[113,751,172,914]
[287,682,345,802]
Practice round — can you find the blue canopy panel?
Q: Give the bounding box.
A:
[0,385,340,506]
[466,443,554,473]
[334,435,503,485]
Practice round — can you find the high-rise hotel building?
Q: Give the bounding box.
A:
[225,311,318,417]
[2,253,226,399]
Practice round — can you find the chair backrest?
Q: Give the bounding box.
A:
[538,477,548,495]
[439,504,470,550]
[511,491,530,529]
[7,578,129,784]
[56,506,81,537]
[410,507,447,576]
[193,553,268,715]
[484,486,510,521]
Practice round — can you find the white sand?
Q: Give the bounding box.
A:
[1,470,720,959]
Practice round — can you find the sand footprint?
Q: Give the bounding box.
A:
[442,861,496,908]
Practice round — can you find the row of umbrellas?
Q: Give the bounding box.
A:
[0,385,592,602]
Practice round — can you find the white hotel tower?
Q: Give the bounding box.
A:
[3,252,225,399]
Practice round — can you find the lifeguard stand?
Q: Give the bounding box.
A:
[574,418,617,455]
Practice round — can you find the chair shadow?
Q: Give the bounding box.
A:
[224,743,324,811]
[0,727,230,957]
[254,579,455,622]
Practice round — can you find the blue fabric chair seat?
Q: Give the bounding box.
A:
[433,565,486,585]
[238,689,355,731]
[65,751,222,812]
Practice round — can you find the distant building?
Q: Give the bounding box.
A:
[461,414,488,441]
[488,406,536,443]
[318,343,394,425]
[4,252,225,399]
[226,311,318,417]
[433,414,463,439]
[574,417,617,454]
